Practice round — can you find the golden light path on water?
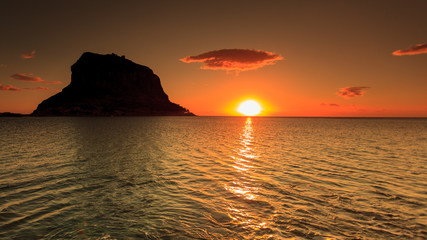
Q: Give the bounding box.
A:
[224,117,271,235]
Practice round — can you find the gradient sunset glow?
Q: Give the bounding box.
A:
[0,1,426,117]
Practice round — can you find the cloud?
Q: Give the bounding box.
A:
[21,50,36,59]
[393,43,427,56]
[0,83,58,92]
[26,86,59,91]
[24,86,50,91]
[0,83,21,91]
[10,73,61,84]
[336,86,369,99]
[180,48,283,72]
[321,103,340,107]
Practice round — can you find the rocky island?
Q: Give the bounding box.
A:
[32,52,194,116]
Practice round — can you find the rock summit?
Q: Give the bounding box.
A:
[32,52,194,116]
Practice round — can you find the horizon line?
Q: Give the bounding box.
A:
[1,112,426,119]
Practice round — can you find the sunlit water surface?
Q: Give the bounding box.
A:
[0,117,426,239]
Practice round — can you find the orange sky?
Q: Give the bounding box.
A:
[0,1,426,117]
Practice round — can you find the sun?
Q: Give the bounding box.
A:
[238,100,262,116]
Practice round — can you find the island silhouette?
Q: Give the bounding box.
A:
[31,52,194,116]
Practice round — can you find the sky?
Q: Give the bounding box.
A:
[0,0,426,117]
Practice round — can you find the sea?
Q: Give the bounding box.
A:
[0,117,426,239]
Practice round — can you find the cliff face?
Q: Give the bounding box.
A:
[32,52,194,116]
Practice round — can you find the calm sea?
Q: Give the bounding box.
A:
[0,117,426,239]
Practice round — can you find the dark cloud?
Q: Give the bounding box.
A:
[21,50,36,59]
[180,49,283,72]
[393,43,427,56]
[337,86,369,99]
[0,83,21,91]
[10,73,61,84]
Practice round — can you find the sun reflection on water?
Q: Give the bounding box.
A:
[225,117,257,200]
[224,117,272,235]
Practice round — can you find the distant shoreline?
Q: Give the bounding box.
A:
[0,112,26,117]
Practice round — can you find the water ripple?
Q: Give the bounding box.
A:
[0,117,425,239]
